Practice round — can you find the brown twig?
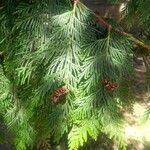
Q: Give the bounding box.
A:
[71,0,79,5]
[93,11,150,50]
[94,12,112,30]
[121,31,150,50]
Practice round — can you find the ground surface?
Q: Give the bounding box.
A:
[124,57,150,150]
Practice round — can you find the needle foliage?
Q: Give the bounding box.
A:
[0,0,149,150]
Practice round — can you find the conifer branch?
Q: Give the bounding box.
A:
[0,0,147,149]
[93,11,150,50]
[0,51,8,80]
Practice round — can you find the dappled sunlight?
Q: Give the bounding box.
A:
[124,102,150,149]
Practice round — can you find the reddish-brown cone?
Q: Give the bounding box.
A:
[102,79,119,91]
[50,85,69,103]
